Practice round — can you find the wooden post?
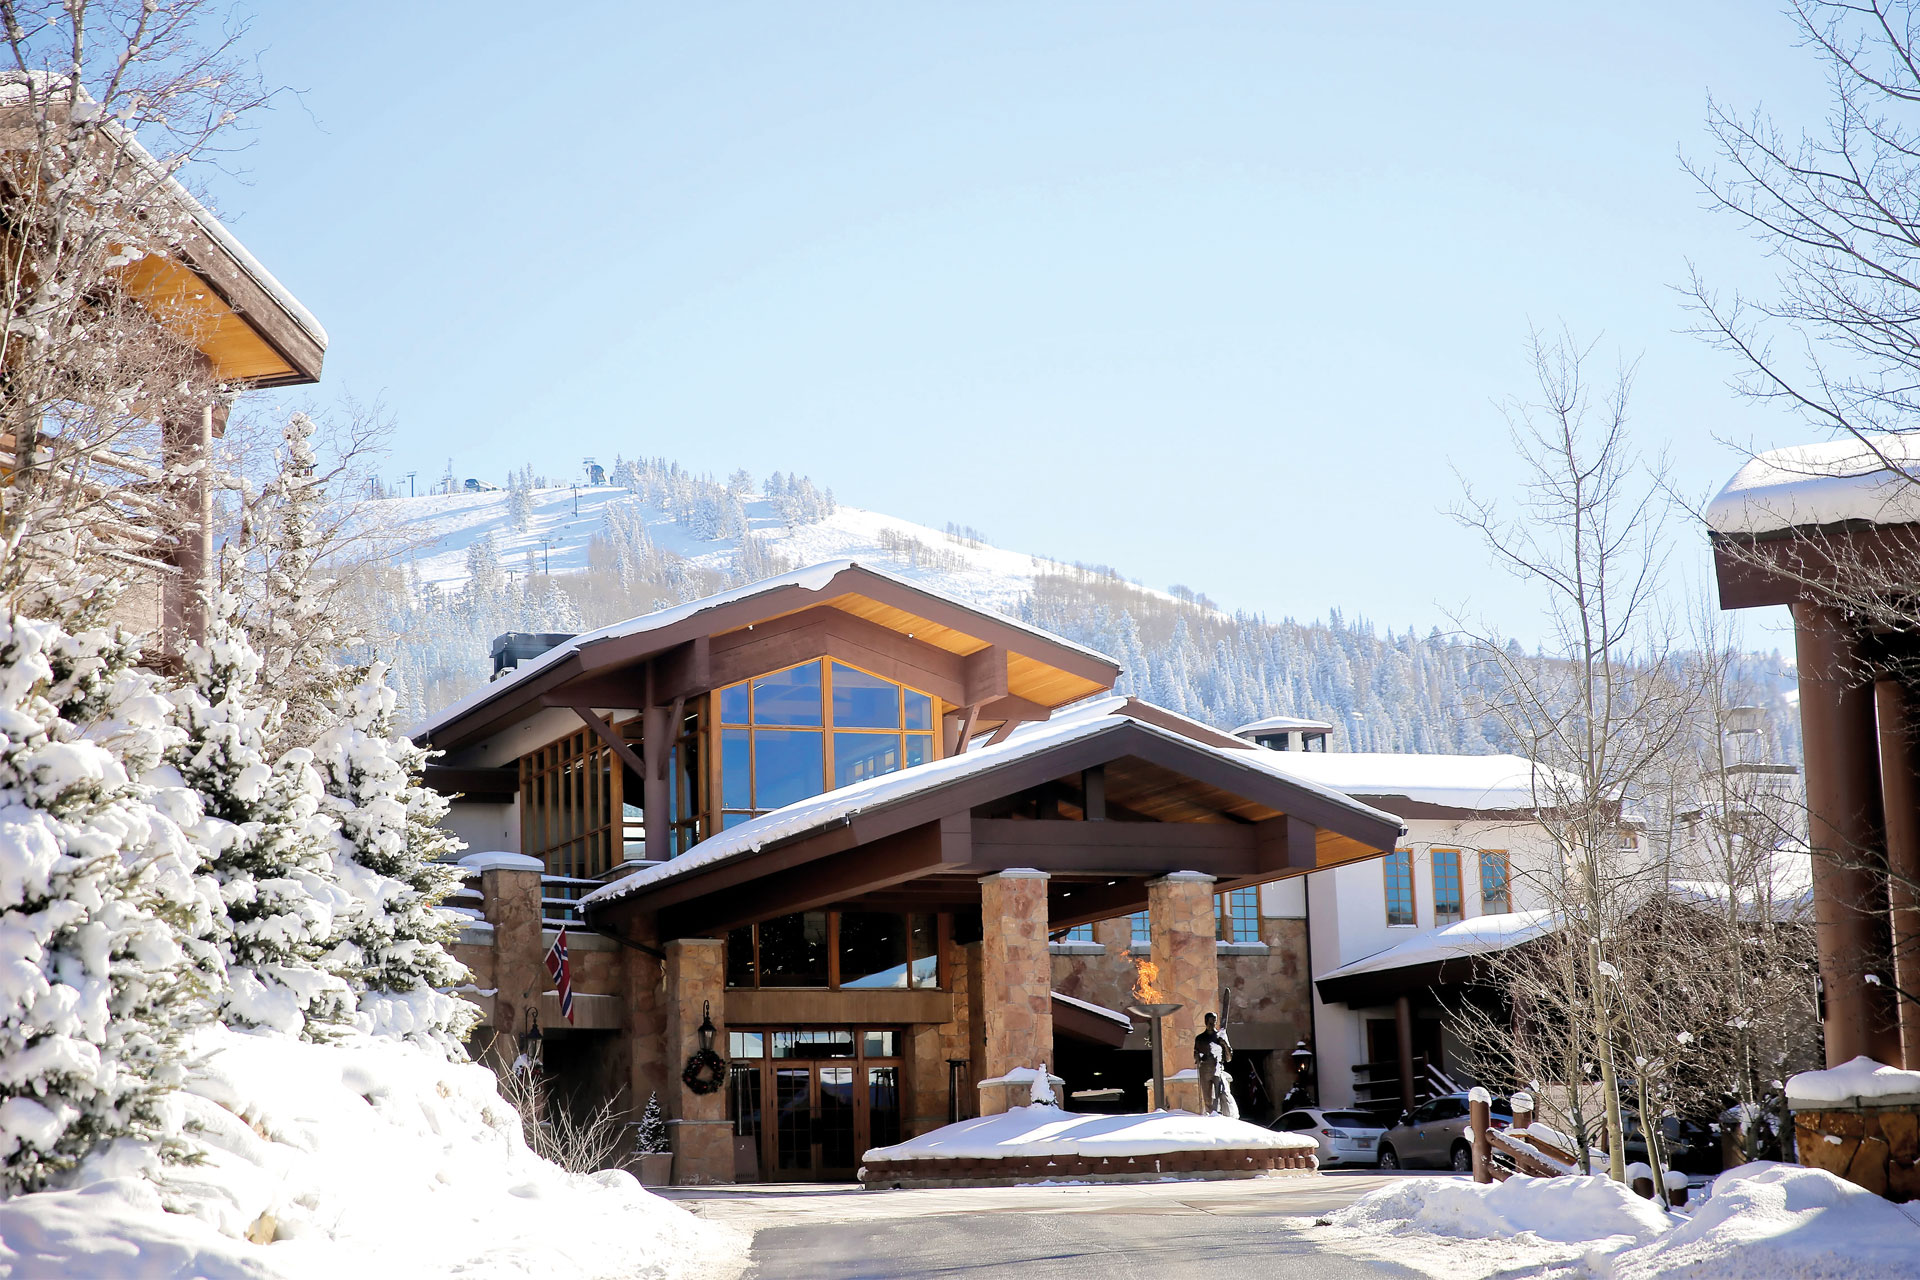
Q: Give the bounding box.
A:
[1794,602,1900,1065]
[1876,679,1920,1070]
[1394,994,1415,1117]
[1469,1087,1493,1184]
[160,403,216,659]
[1510,1090,1534,1138]
[642,703,672,862]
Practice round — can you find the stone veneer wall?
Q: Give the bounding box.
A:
[481,865,545,1065]
[1148,873,1220,1058]
[861,1147,1316,1188]
[1794,1104,1920,1201]
[663,939,731,1184]
[979,871,1053,1107]
[908,934,975,1134]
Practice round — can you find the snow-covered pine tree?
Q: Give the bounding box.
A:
[0,613,206,1194]
[250,412,352,749]
[633,1092,667,1154]
[169,599,352,1040]
[507,466,534,533]
[314,662,477,1056]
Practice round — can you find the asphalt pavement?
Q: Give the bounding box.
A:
[662,1172,1458,1280]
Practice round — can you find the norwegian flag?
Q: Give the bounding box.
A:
[546,926,574,1024]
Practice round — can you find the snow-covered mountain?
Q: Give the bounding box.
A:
[358,462,1800,768]
[377,482,1135,618]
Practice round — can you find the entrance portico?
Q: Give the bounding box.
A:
[582,707,1402,1177]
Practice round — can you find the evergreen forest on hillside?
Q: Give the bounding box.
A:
[356,458,1800,766]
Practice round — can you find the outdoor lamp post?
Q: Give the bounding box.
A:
[1289,1038,1317,1108]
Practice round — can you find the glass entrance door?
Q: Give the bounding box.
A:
[729,1027,905,1181]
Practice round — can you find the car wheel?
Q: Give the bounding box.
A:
[1378,1145,1400,1170]
[1450,1142,1473,1172]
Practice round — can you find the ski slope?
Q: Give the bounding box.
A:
[374,484,1152,616]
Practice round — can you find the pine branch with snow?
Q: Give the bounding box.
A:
[0,615,207,1195]
[313,662,478,1056]
[167,600,352,1040]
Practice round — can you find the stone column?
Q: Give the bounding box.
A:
[664,938,731,1184]
[1878,679,1920,1070]
[480,858,545,1065]
[1795,602,1899,1065]
[621,932,667,1120]
[1148,872,1219,1068]
[978,871,1052,1113]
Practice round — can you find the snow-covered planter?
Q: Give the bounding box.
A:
[858,1106,1317,1189]
[1786,1056,1920,1202]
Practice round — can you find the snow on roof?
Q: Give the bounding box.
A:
[1251,750,1557,813]
[1318,909,1560,983]
[1052,990,1133,1028]
[861,1104,1315,1163]
[1706,434,1920,536]
[412,559,1117,740]
[1787,1056,1920,1107]
[1234,715,1334,735]
[581,708,1400,911]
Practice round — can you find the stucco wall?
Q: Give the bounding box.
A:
[444,799,519,858]
[1306,812,1560,1108]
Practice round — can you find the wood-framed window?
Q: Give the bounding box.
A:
[1060,923,1094,943]
[1479,849,1511,914]
[1129,911,1150,946]
[1384,848,1416,927]
[1432,848,1464,926]
[716,658,939,829]
[520,722,622,879]
[1215,887,1260,943]
[726,910,945,990]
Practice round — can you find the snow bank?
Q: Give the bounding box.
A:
[1787,1055,1920,1107]
[1321,1163,1920,1280]
[863,1105,1315,1163]
[0,1027,743,1279]
[1603,1163,1920,1280]
[1326,1172,1671,1248]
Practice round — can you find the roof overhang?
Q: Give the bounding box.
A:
[0,99,325,388]
[1710,520,1920,610]
[418,562,1121,753]
[583,717,1403,941]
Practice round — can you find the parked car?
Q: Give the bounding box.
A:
[1268,1107,1388,1168]
[1622,1110,1720,1175]
[1376,1092,1512,1171]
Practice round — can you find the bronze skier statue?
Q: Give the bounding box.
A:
[1194,1011,1237,1118]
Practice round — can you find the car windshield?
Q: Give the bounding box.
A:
[1322,1112,1375,1127]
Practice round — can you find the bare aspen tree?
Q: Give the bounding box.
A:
[0,1,270,622]
[1451,328,1700,1180]
[1688,0,1920,1055]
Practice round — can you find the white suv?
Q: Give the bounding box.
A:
[1268,1107,1388,1168]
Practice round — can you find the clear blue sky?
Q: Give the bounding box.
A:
[207,2,1827,648]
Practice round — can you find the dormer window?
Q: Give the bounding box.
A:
[719,659,938,828]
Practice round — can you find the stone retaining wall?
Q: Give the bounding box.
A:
[859,1146,1317,1189]
[1793,1104,1920,1202]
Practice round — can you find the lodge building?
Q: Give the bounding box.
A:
[418,561,1404,1182]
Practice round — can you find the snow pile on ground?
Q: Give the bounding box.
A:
[863,1105,1316,1163]
[1787,1055,1920,1106]
[1317,1163,1920,1280]
[1604,1162,1920,1280]
[1326,1171,1671,1249]
[0,1026,744,1279]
